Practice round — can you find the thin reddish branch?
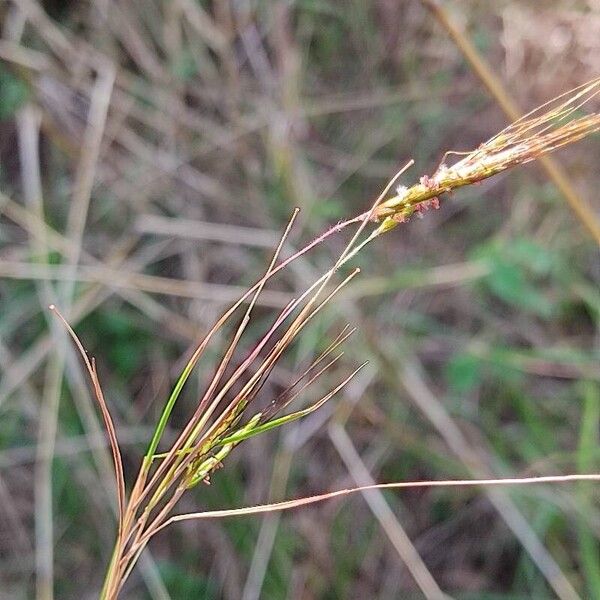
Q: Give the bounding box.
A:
[49,306,126,532]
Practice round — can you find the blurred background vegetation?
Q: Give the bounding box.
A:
[1,0,599,598]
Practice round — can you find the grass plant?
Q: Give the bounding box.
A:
[48,78,600,599]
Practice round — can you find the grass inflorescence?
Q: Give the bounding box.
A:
[52,78,600,599]
[372,77,600,231]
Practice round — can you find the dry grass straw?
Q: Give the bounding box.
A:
[52,78,600,599]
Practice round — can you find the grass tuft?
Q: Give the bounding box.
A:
[50,79,600,599]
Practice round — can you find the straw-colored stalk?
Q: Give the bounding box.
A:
[53,78,599,599]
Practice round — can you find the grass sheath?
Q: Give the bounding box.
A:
[51,79,600,599]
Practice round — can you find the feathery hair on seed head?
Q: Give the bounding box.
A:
[374,76,600,231]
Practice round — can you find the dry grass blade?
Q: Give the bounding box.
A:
[259,325,355,422]
[48,306,126,531]
[157,474,600,527]
[329,423,445,599]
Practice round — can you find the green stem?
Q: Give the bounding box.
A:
[99,540,120,600]
[576,381,600,598]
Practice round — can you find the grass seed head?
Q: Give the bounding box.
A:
[373,77,600,232]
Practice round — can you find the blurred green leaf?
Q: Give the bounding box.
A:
[158,561,216,599]
[309,196,345,221]
[507,239,553,276]
[577,382,600,598]
[473,239,555,317]
[0,66,28,120]
[172,51,198,81]
[79,308,155,378]
[446,352,482,394]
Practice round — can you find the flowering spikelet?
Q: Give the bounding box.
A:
[373,77,600,232]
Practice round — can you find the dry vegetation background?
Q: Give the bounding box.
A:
[1,0,600,598]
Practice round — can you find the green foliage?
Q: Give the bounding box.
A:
[473,238,556,317]
[79,308,155,379]
[328,506,375,599]
[0,66,28,120]
[309,196,346,222]
[171,52,198,81]
[0,409,28,449]
[157,561,216,599]
[261,524,300,599]
[576,382,600,598]
[513,503,564,597]
[53,457,88,527]
[446,352,482,394]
